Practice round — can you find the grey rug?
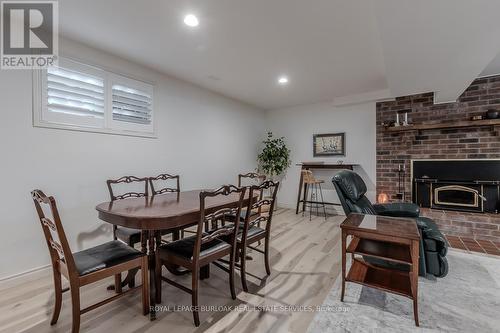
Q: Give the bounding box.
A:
[307,250,500,333]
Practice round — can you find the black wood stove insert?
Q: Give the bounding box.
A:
[412,160,500,214]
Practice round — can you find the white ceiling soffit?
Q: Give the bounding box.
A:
[481,52,500,78]
[58,0,500,109]
[374,0,500,104]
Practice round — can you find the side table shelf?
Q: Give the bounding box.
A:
[346,258,412,298]
[347,237,413,265]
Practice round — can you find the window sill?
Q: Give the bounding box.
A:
[33,120,158,139]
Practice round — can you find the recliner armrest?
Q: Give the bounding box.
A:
[372,202,420,218]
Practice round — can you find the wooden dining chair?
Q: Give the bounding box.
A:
[148,173,180,195]
[106,176,149,289]
[238,172,266,188]
[31,190,149,333]
[148,173,191,238]
[234,172,266,222]
[155,185,246,327]
[237,180,279,292]
[106,176,148,248]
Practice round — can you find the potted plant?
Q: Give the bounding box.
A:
[257,132,291,181]
[256,132,290,212]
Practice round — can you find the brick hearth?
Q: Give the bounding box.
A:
[376,75,500,242]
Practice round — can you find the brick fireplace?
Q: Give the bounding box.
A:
[376,75,500,242]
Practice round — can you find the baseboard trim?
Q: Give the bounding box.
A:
[277,202,346,216]
[0,264,51,282]
[276,202,296,210]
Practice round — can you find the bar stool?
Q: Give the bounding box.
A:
[301,170,327,220]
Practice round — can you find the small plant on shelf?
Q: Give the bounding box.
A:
[257,132,291,178]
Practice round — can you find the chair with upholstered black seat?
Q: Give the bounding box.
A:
[226,172,266,227]
[148,173,180,195]
[237,172,267,222]
[149,173,190,238]
[31,190,149,333]
[106,176,148,289]
[107,176,148,248]
[236,180,279,291]
[155,185,246,327]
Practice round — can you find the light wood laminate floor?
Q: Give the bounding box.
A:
[0,209,344,333]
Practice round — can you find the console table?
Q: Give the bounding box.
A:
[295,162,358,214]
[340,213,420,326]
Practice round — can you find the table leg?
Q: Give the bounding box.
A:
[200,264,210,280]
[121,268,139,287]
[411,239,420,326]
[341,230,346,302]
[147,231,158,321]
[296,169,304,214]
[107,236,143,291]
[106,269,138,291]
[302,183,309,214]
[155,232,162,304]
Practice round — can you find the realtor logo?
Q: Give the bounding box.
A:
[1,1,58,69]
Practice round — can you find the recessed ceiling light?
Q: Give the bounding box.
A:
[278,76,289,85]
[184,14,199,27]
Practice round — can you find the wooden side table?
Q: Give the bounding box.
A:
[340,213,421,326]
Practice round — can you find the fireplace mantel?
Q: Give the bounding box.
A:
[384,118,500,133]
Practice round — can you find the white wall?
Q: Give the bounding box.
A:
[265,102,376,212]
[0,38,265,279]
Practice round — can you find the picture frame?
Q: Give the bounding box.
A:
[313,133,345,157]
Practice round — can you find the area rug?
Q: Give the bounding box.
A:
[307,250,500,332]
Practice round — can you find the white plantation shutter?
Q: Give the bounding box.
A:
[47,67,105,119]
[35,58,155,137]
[112,84,152,125]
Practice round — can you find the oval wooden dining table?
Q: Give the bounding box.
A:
[96,189,255,320]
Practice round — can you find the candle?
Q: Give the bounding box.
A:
[404,112,408,125]
[395,113,400,126]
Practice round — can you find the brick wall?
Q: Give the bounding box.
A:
[376,75,500,241]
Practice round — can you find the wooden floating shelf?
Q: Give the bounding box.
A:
[384,118,500,133]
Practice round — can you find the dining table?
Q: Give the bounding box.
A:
[95,189,255,320]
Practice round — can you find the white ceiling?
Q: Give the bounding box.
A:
[375,0,500,104]
[58,0,500,110]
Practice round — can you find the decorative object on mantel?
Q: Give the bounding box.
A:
[397,109,412,127]
[486,109,499,119]
[471,115,484,121]
[313,133,345,157]
[382,109,412,128]
[337,160,344,165]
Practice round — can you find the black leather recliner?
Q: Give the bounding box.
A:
[332,170,448,278]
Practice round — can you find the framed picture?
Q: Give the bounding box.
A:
[313,133,345,157]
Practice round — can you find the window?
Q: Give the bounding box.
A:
[33,58,155,137]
